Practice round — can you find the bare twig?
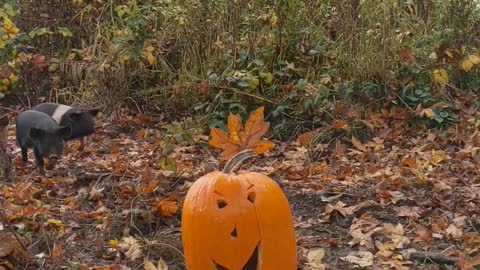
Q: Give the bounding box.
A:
[0,209,34,259]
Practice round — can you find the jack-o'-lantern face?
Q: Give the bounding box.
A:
[182,171,297,270]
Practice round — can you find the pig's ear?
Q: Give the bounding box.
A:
[30,128,45,140]
[69,111,83,121]
[57,124,72,140]
[0,115,9,128]
[88,108,100,117]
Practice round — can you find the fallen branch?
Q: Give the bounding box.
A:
[408,251,459,265]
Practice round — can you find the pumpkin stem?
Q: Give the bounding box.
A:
[223,149,256,173]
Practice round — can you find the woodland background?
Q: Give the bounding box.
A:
[0,0,480,269]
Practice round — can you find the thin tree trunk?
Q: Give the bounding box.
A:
[0,115,13,182]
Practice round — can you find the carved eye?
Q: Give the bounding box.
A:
[217,199,227,209]
[247,192,256,203]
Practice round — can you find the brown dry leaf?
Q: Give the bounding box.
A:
[209,107,275,160]
[413,226,433,245]
[429,149,446,165]
[297,131,315,147]
[0,232,15,257]
[458,255,480,270]
[92,264,128,270]
[331,119,348,130]
[154,200,179,217]
[305,248,326,270]
[119,236,142,261]
[351,136,367,152]
[401,156,417,169]
[139,169,158,194]
[398,47,416,65]
[31,53,48,70]
[340,251,373,268]
[324,201,357,218]
[348,214,383,249]
[50,242,63,260]
[0,231,31,261]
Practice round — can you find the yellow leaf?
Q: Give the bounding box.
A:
[320,75,332,85]
[270,14,278,27]
[146,52,155,65]
[421,108,435,118]
[145,45,155,52]
[108,239,119,248]
[459,58,474,72]
[249,78,259,89]
[430,149,446,165]
[3,18,13,30]
[432,68,448,85]
[468,54,480,65]
[119,55,130,64]
[46,219,64,228]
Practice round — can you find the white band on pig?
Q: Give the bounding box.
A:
[52,105,72,124]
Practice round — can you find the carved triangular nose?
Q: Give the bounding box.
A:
[231,226,238,238]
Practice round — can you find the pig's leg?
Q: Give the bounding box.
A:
[78,137,86,151]
[63,143,70,155]
[20,146,28,162]
[33,147,45,176]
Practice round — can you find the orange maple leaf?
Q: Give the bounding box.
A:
[209,106,275,160]
[154,200,179,217]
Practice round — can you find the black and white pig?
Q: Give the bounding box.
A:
[15,110,72,175]
[33,103,100,150]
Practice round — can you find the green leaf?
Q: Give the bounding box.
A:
[253,58,264,66]
[58,27,73,38]
[237,80,249,88]
[29,28,53,38]
[115,5,129,17]
[3,3,16,17]
[48,62,59,72]
[249,78,259,88]
[259,72,273,84]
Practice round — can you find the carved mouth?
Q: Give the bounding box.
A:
[213,243,260,270]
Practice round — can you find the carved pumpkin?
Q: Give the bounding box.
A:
[181,150,297,270]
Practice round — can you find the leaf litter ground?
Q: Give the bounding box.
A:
[0,108,479,270]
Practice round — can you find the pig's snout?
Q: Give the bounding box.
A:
[45,156,58,170]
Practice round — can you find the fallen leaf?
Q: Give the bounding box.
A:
[331,120,348,130]
[433,68,449,85]
[351,136,367,152]
[119,236,142,261]
[31,53,48,70]
[154,200,179,217]
[340,251,374,267]
[305,248,326,270]
[209,107,275,160]
[398,47,416,65]
[429,149,446,165]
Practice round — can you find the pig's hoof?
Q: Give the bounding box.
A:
[45,157,58,170]
[37,167,46,176]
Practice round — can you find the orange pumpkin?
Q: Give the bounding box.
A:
[181,150,297,270]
